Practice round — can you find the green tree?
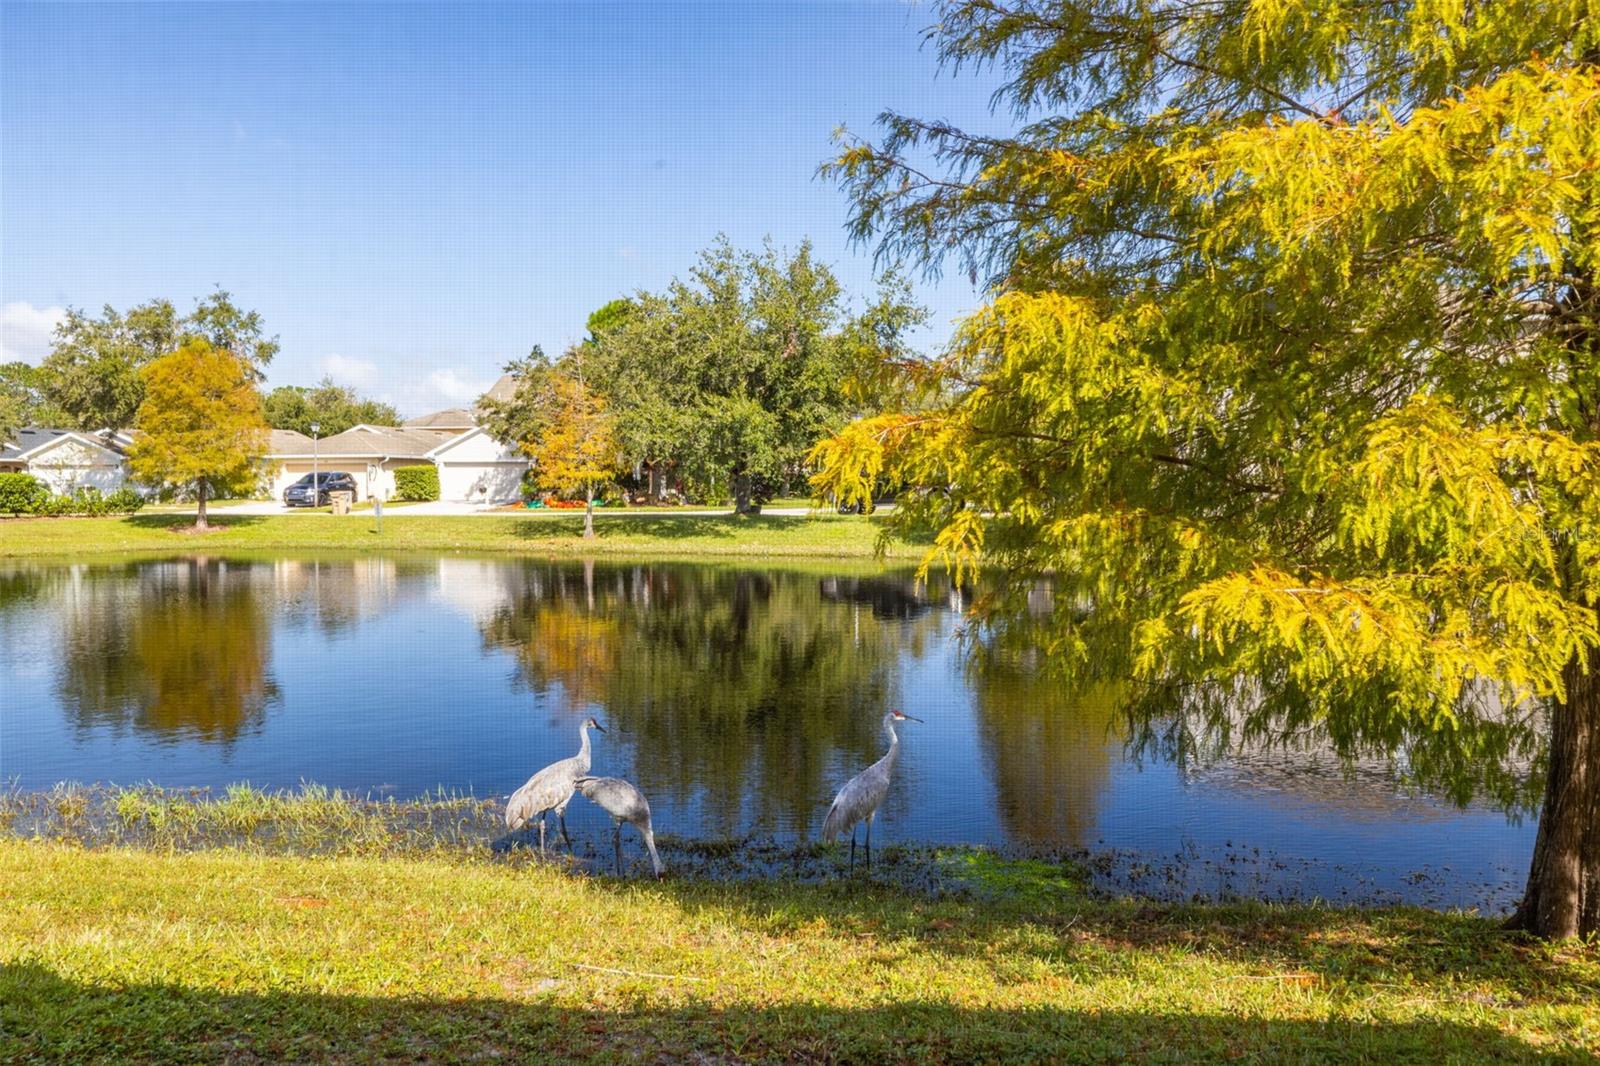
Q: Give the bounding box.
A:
[813,1,1599,938]
[0,362,69,441]
[40,290,276,435]
[586,239,925,511]
[263,377,399,436]
[130,339,269,529]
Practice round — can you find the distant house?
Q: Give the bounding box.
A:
[0,428,130,494]
[263,425,449,502]
[261,374,531,504]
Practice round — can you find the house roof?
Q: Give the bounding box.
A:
[402,407,477,432]
[267,424,454,460]
[482,373,518,404]
[268,429,314,454]
[0,427,127,462]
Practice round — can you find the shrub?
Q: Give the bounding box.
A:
[105,487,146,514]
[0,473,48,515]
[393,465,439,502]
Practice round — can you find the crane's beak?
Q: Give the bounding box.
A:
[592,723,607,734]
[900,713,924,723]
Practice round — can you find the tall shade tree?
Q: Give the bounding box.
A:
[0,362,69,443]
[130,339,269,530]
[812,0,1600,938]
[41,289,276,435]
[586,238,925,511]
[264,377,400,436]
[483,351,622,538]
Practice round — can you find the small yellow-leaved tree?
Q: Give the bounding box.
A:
[130,338,268,529]
[526,368,622,539]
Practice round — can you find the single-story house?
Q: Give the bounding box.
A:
[0,428,130,494]
[263,425,447,502]
[425,426,530,504]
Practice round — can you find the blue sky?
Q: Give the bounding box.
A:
[2,2,1002,415]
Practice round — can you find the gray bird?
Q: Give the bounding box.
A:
[575,776,665,879]
[505,716,605,855]
[821,708,922,870]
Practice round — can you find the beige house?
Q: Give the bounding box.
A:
[264,425,445,502]
[261,374,530,504]
[0,428,130,494]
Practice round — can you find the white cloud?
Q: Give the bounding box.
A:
[0,302,66,362]
[319,353,380,389]
[427,368,493,405]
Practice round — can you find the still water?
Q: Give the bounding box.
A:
[0,555,1535,909]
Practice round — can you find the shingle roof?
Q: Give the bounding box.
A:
[0,427,126,462]
[482,373,518,404]
[402,408,477,431]
[267,425,453,459]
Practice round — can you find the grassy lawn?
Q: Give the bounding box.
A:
[4,838,1597,1063]
[2,788,1597,1063]
[0,512,919,561]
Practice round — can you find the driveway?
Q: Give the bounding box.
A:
[207,501,864,517]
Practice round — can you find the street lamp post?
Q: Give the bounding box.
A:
[310,422,320,508]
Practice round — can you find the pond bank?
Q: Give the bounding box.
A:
[4,791,1596,1063]
[0,512,922,560]
[0,786,1528,913]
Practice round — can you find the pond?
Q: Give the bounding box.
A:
[0,554,1535,910]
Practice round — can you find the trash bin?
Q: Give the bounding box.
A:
[331,490,354,515]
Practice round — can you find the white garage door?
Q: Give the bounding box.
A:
[438,462,525,504]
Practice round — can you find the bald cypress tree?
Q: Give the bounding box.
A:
[813,0,1600,938]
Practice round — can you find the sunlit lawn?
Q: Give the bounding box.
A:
[4,834,1596,1063]
[0,512,918,560]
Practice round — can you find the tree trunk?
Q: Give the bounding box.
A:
[583,484,595,539]
[732,469,753,515]
[1508,634,1600,939]
[195,478,209,531]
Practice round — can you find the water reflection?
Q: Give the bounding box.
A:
[0,554,1540,910]
[970,651,1121,847]
[55,558,279,743]
[479,562,945,834]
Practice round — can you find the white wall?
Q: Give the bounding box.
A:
[27,439,127,495]
[438,460,525,503]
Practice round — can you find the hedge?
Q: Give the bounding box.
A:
[0,478,145,517]
[393,465,439,502]
[0,473,49,515]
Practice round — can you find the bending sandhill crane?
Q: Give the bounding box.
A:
[505,716,605,855]
[821,708,922,870]
[575,776,665,879]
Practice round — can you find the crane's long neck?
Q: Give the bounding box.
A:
[576,724,592,772]
[881,714,900,768]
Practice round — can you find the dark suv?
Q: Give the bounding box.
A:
[283,471,358,507]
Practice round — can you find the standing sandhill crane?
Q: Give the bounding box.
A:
[574,776,665,879]
[821,708,922,871]
[505,716,605,855]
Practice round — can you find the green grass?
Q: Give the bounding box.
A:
[2,789,1596,1063]
[0,511,920,560]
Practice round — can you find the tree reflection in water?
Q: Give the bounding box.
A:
[968,647,1122,848]
[480,562,946,836]
[55,557,279,743]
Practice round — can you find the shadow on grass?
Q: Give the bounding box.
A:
[1,960,1580,1064]
[118,513,270,532]
[564,859,1600,1010]
[509,513,820,542]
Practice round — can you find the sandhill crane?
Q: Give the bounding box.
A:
[505,716,605,855]
[821,708,922,870]
[575,776,665,879]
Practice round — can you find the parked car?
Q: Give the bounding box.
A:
[283,471,358,507]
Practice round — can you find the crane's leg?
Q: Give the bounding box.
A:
[614,824,624,877]
[865,813,874,870]
[559,809,574,854]
[849,827,857,873]
[538,813,547,856]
